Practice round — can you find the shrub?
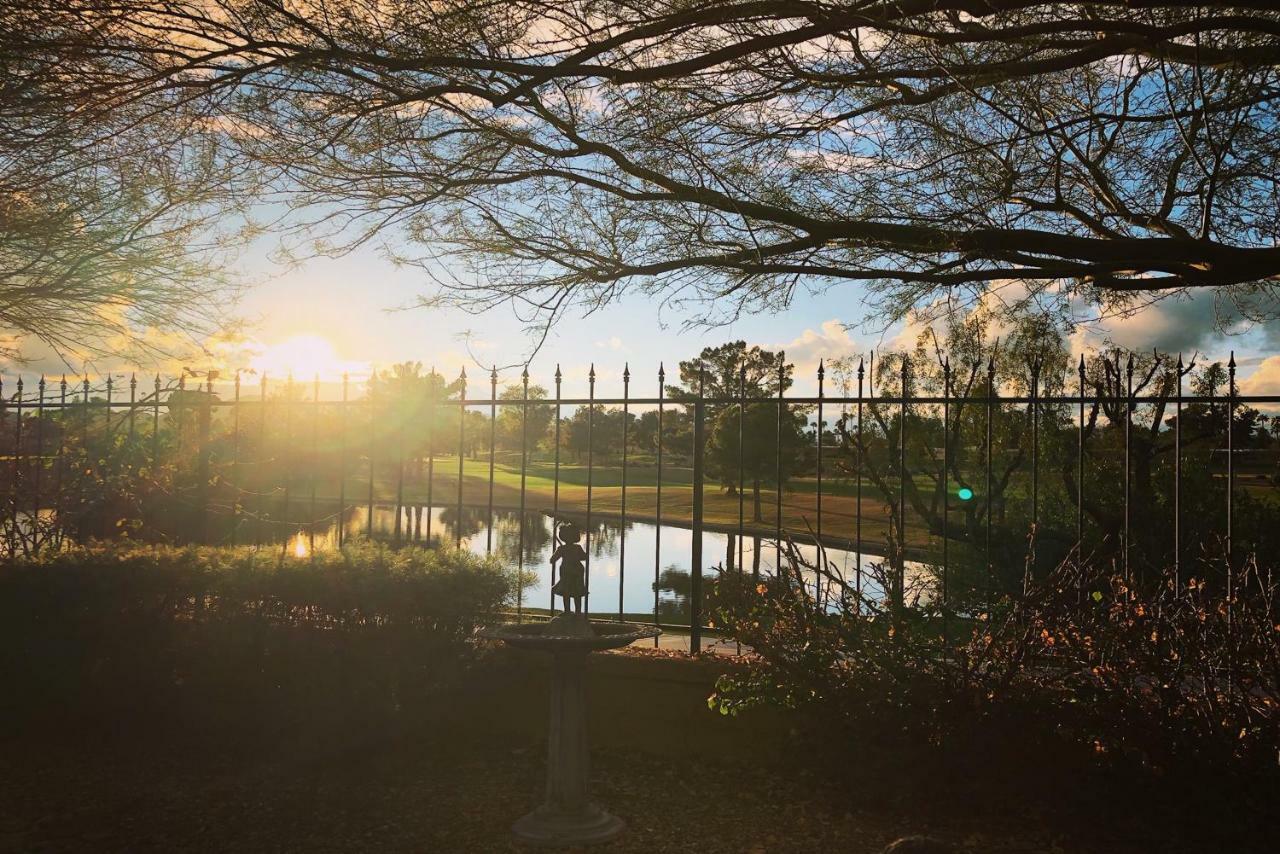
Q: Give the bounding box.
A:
[0,542,523,740]
[709,544,1280,780]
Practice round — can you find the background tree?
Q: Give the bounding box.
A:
[496,383,553,454]
[706,401,808,522]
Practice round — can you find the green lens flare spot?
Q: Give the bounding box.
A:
[957,487,974,501]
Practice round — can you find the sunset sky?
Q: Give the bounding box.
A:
[7,237,1280,399]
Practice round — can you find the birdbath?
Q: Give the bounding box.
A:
[482,613,660,846]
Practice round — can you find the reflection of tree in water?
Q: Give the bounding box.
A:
[654,566,690,621]
[436,505,486,543]
[492,511,554,565]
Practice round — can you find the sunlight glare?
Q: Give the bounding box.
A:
[249,334,365,381]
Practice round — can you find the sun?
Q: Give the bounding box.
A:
[248,334,366,381]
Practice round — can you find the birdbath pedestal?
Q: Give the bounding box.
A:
[482,614,660,846]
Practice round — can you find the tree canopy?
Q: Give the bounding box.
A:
[1,2,248,361]
[7,1,1280,346]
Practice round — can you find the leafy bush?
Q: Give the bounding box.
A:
[0,542,522,739]
[710,544,1280,779]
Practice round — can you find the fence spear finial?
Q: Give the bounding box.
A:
[657,362,665,383]
[623,362,630,383]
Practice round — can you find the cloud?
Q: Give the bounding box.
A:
[770,319,871,393]
[594,335,623,351]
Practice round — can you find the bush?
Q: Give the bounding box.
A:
[709,544,1280,782]
[0,542,522,742]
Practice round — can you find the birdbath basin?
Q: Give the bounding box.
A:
[482,613,660,846]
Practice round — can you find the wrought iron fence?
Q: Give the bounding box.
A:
[3,351,1279,652]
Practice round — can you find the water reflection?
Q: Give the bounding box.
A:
[266,502,923,625]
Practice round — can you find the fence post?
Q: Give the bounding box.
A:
[774,352,785,575]
[518,367,529,622]
[855,356,864,598]
[585,365,596,614]
[232,370,240,545]
[338,372,347,548]
[653,363,663,646]
[456,366,466,548]
[551,365,562,611]
[1173,355,1182,586]
[690,364,705,654]
[487,365,497,554]
[620,363,630,620]
[199,373,211,541]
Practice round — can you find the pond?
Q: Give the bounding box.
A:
[271,503,929,625]
[5,503,930,626]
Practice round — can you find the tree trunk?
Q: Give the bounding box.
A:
[752,478,763,522]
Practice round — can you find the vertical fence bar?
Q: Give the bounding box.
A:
[153,375,162,484]
[128,373,137,445]
[33,378,44,547]
[620,364,630,620]
[310,374,319,552]
[12,377,21,552]
[366,371,375,538]
[338,373,348,548]
[1031,361,1039,535]
[775,352,784,575]
[1174,355,1182,585]
[690,366,705,653]
[737,361,745,577]
[81,378,90,532]
[259,374,268,546]
[426,368,436,545]
[1227,352,1236,660]
[56,376,66,537]
[395,375,406,545]
[585,365,596,615]
[816,359,824,604]
[898,358,908,615]
[941,358,949,631]
[232,371,241,545]
[1077,355,1085,571]
[518,368,529,623]
[175,373,184,460]
[552,365,562,611]
[985,358,994,595]
[1227,353,1236,571]
[654,364,663,646]
[282,375,293,540]
[456,367,466,548]
[198,374,211,544]
[1028,361,1039,591]
[1124,354,1133,584]
[487,365,497,554]
[855,356,864,597]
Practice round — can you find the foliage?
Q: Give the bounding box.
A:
[14,2,1280,341]
[2,5,244,361]
[0,542,522,728]
[710,544,1280,780]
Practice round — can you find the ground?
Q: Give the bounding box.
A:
[0,729,1139,854]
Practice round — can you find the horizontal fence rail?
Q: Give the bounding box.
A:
[3,351,1278,653]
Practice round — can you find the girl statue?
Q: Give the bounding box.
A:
[550,523,588,615]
